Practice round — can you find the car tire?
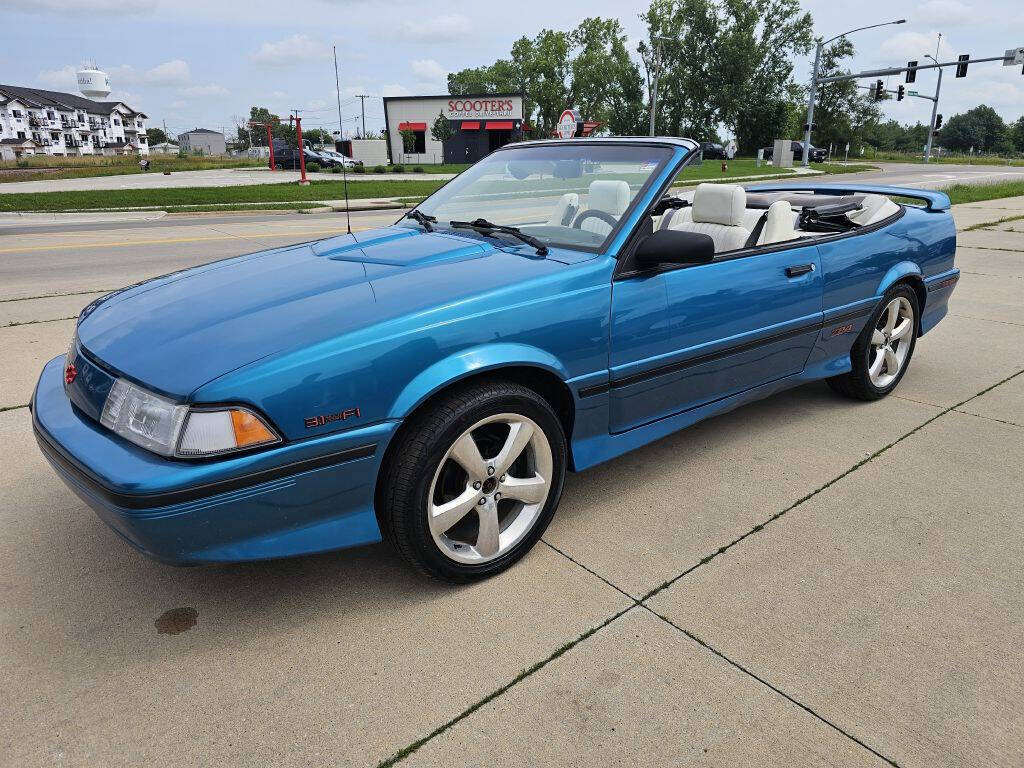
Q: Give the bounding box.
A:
[379,380,567,582]
[827,284,919,401]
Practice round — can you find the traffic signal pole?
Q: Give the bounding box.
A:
[924,58,943,163]
[802,41,821,168]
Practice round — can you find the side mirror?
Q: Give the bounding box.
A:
[634,229,715,269]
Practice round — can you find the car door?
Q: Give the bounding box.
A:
[608,242,824,433]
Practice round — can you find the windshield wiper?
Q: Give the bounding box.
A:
[403,209,436,232]
[448,218,549,256]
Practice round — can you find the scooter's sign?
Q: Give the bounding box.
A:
[446,98,517,119]
[556,109,579,139]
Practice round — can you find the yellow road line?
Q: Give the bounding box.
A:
[0,226,371,254]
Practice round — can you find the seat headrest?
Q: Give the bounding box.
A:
[588,180,630,216]
[692,183,746,226]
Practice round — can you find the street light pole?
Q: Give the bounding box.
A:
[802,19,906,167]
[648,35,670,137]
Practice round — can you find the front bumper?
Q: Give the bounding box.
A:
[32,356,396,564]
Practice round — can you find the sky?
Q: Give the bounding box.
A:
[2,0,1023,140]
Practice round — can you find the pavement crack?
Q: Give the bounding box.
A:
[2,316,77,328]
[541,539,639,603]
[0,403,29,413]
[641,605,904,768]
[952,408,1023,429]
[949,313,1024,327]
[0,288,116,304]
[637,366,1024,604]
[375,605,636,767]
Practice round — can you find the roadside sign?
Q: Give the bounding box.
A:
[556,109,579,140]
[1004,47,1024,66]
[908,90,919,96]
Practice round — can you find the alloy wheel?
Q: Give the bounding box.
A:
[427,413,553,564]
[868,296,914,388]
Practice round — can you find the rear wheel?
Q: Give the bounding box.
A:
[379,381,566,582]
[827,284,919,401]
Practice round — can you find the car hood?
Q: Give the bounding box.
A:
[76,226,586,398]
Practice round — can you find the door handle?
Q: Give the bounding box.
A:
[786,264,815,278]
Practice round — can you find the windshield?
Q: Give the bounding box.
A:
[405,143,675,252]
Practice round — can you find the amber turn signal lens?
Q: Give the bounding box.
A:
[231,409,277,447]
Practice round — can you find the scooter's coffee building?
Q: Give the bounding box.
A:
[382,93,524,165]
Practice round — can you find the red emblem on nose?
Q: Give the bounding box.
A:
[64,363,78,385]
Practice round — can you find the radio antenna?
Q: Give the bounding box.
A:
[334,44,352,235]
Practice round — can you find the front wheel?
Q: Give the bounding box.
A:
[828,284,919,401]
[379,381,567,582]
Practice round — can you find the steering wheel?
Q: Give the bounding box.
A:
[572,209,619,230]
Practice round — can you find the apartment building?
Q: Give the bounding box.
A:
[0,84,149,158]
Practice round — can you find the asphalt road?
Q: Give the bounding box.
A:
[2,196,1023,767]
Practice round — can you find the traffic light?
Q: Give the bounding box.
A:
[874,79,885,101]
[897,85,905,101]
[956,54,969,77]
[934,114,943,131]
[906,61,917,83]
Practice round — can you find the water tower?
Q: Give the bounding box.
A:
[76,64,110,99]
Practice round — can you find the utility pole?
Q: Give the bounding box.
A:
[803,19,907,167]
[355,95,369,138]
[291,110,308,185]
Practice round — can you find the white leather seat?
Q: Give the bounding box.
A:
[759,200,798,244]
[664,183,750,252]
[848,194,899,226]
[579,180,630,236]
[547,193,579,227]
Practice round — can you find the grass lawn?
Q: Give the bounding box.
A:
[0,154,261,183]
[942,179,1024,205]
[0,179,446,212]
[865,152,1024,167]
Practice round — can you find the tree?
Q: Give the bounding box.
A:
[1010,116,1024,153]
[235,106,295,149]
[430,111,454,144]
[940,105,1008,153]
[447,18,646,137]
[735,97,802,153]
[568,18,646,135]
[145,127,168,146]
[400,128,416,154]
[638,0,812,140]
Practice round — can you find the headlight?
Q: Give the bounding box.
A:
[99,378,278,458]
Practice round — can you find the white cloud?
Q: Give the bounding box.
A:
[177,83,230,97]
[144,59,191,86]
[395,14,471,42]
[36,65,78,89]
[250,35,331,66]
[915,0,976,26]
[876,31,956,64]
[380,83,412,97]
[410,59,448,82]
[271,90,288,100]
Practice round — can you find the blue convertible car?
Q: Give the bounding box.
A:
[33,137,959,580]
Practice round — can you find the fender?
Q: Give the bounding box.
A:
[388,343,571,420]
[878,260,924,299]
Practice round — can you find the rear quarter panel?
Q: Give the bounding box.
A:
[805,205,957,378]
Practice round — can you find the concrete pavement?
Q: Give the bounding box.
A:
[1,198,1022,767]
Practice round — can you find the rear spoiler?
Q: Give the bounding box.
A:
[745,183,951,212]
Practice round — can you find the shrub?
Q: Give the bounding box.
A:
[330,165,341,174]
[374,165,386,174]
[413,166,425,173]
[306,162,321,173]
[353,165,365,173]
[392,164,404,173]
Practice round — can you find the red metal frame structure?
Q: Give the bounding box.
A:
[248,118,280,171]
[290,113,308,185]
